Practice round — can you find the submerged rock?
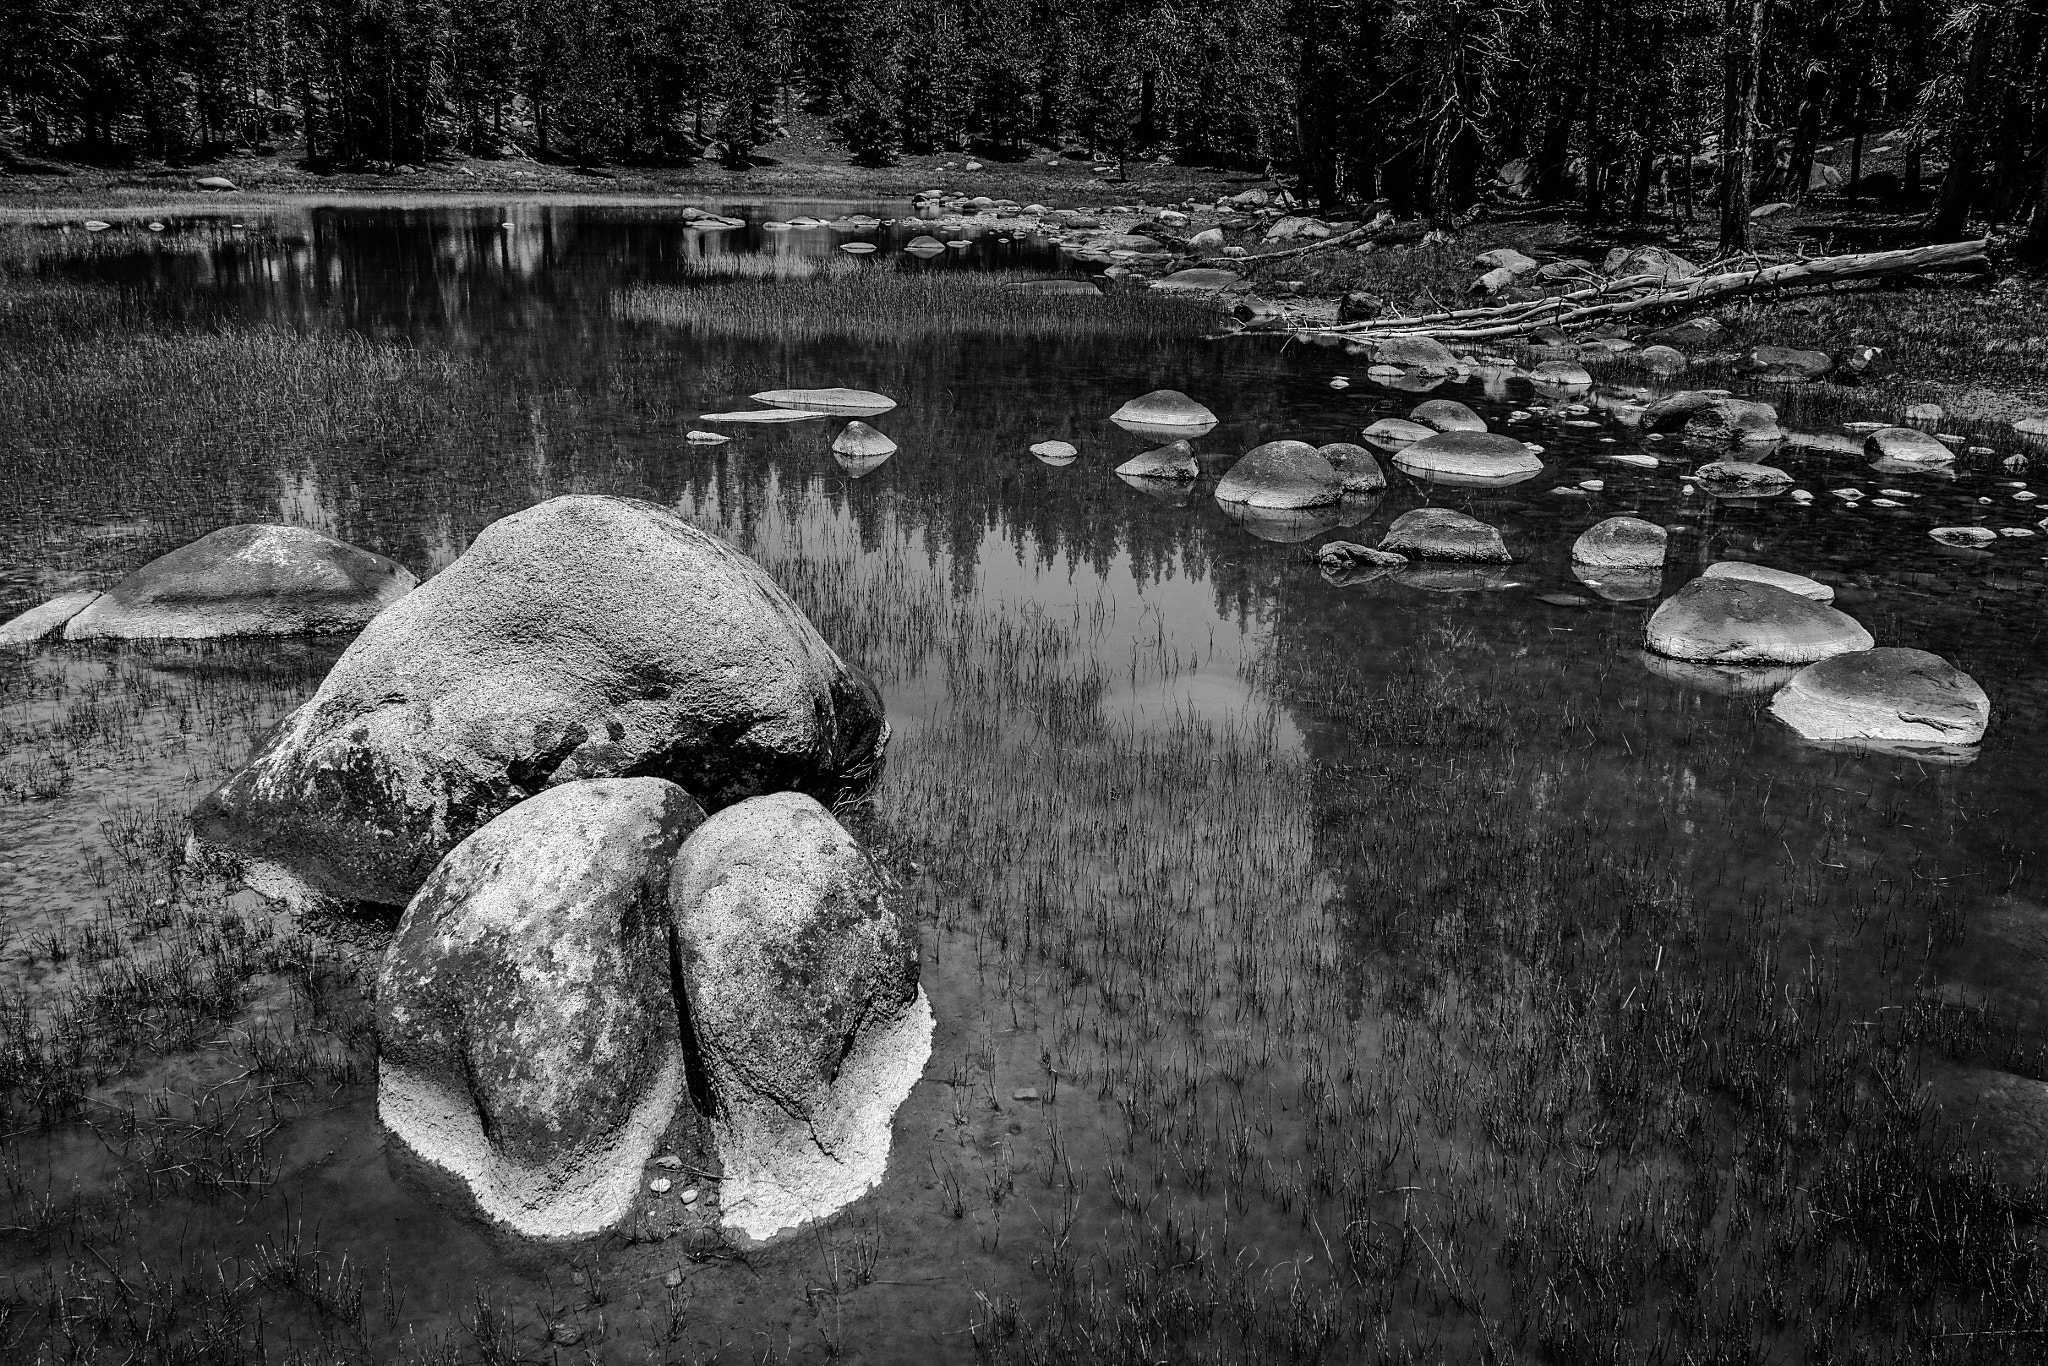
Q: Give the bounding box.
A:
[669,793,930,1244]
[1572,565,1664,602]
[1214,441,1342,509]
[192,496,886,906]
[1701,561,1832,601]
[1379,508,1511,563]
[1316,442,1385,493]
[0,590,102,645]
[63,525,415,641]
[753,388,896,416]
[1004,278,1098,295]
[378,778,703,1241]
[1769,647,1989,746]
[1220,504,1345,543]
[1116,440,1199,480]
[1315,541,1406,569]
[1864,427,1956,465]
[1644,577,1873,665]
[1640,652,1802,697]
[831,421,897,459]
[1391,431,1544,487]
[1153,267,1241,291]
[1409,399,1486,433]
[1571,516,1667,571]
[699,409,829,423]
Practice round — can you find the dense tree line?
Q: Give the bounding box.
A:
[2,0,2046,249]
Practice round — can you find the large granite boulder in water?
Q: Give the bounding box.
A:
[1769,647,1989,746]
[1409,400,1486,433]
[1109,389,1217,433]
[1701,561,1832,601]
[1645,577,1873,665]
[1379,508,1511,563]
[192,496,887,906]
[1214,441,1342,509]
[377,778,703,1241]
[1316,443,1386,492]
[670,793,931,1244]
[1392,431,1543,487]
[1571,516,1667,571]
[62,525,415,641]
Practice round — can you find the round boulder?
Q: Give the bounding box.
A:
[62,525,415,642]
[1316,442,1385,493]
[1644,577,1873,665]
[669,793,931,1244]
[1409,400,1486,433]
[1864,427,1955,465]
[1701,561,1832,601]
[1116,440,1199,480]
[377,777,704,1241]
[1109,389,1218,437]
[191,495,887,906]
[1768,647,1989,746]
[1214,441,1342,509]
[832,421,897,459]
[1571,516,1667,571]
[1379,508,1512,563]
[1392,431,1544,488]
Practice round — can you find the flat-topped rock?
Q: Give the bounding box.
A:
[753,388,896,415]
[1692,461,1792,495]
[1571,516,1667,571]
[63,525,415,641]
[1645,577,1873,665]
[1110,389,1218,435]
[1379,508,1511,563]
[1529,359,1594,387]
[1392,431,1544,487]
[1702,562,1832,601]
[1361,417,1436,448]
[1769,647,1988,747]
[1362,335,1458,375]
[1864,427,1956,465]
[0,590,103,645]
[1214,441,1342,509]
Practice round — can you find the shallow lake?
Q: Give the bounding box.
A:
[4,202,2048,1363]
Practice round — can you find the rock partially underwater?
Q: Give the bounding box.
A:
[669,793,932,1245]
[1769,647,1989,748]
[58,525,415,641]
[1645,578,1873,665]
[194,495,887,906]
[378,778,702,1241]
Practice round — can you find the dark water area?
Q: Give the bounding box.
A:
[6,203,2048,1362]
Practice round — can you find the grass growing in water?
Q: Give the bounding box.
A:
[618,268,1221,342]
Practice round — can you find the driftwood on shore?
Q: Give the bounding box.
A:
[1252,239,1990,342]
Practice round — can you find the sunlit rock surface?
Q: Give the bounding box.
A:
[1570,516,1667,571]
[1391,431,1544,487]
[669,793,930,1245]
[1701,561,1833,601]
[1213,441,1342,509]
[378,778,703,1241]
[1315,442,1386,492]
[1645,578,1873,665]
[192,495,886,906]
[753,388,896,415]
[62,525,414,641]
[1769,647,1989,746]
[0,589,103,644]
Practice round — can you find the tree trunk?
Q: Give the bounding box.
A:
[1932,11,2000,239]
[1718,0,1766,251]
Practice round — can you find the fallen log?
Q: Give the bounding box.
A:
[1269,239,1989,343]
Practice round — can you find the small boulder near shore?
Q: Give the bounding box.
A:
[378,778,703,1242]
[1571,517,1667,571]
[1864,427,1956,466]
[1645,577,1873,665]
[1393,431,1544,488]
[1769,647,1989,747]
[192,495,888,906]
[670,792,931,1245]
[1116,440,1199,480]
[63,525,416,642]
[1643,393,1784,444]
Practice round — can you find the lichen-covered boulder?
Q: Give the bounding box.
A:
[1701,561,1832,601]
[1379,508,1511,563]
[1645,577,1873,665]
[1769,647,1989,746]
[1316,442,1385,492]
[670,793,931,1244]
[1392,431,1544,487]
[1864,427,1956,465]
[1116,440,1199,480]
[192,495,887,906]
[1571,516,1667,571]
[1214,441,1342,509]
[377,778,703,1241]
[1409,400,1486,433]
[62,525,414,641]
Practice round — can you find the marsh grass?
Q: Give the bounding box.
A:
[618,269,1221,342]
